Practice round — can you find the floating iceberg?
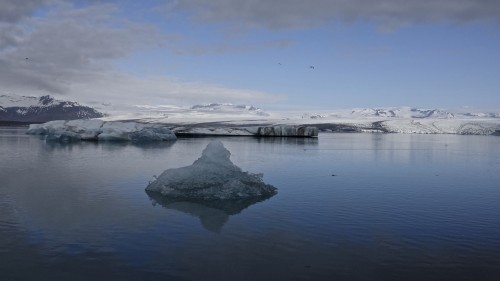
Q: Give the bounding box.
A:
[146,141,277,200]
[26,120,176,143]
[256,125,318,137]
[173,125,319,137]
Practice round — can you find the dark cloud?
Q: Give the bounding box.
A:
[167,38,294,55]
[0,0,52,23]
[173,0,500,29]
[0,23,21,49]
[0,0,52,51]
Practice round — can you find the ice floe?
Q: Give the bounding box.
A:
[26,120,176,143]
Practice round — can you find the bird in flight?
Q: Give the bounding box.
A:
[309,65,315,69]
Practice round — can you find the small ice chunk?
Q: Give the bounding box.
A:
[146,141,277,200]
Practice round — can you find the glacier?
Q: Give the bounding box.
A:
[23,103,500,138]
[173,125,319,137]
[98,104,499,136]
[27,120,319,139]
[146,141,277,200]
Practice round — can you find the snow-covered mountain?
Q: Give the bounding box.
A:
[190,103,269,116]
[460,112,500,118]
[104,102,271,122]
[349,107,456,119]
[22,102,500,136]
[0,94,104,122]
[298,106,498,120]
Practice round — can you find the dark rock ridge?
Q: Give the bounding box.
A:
[0,95,104,122]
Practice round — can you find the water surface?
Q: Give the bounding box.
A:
[1,127,499,280]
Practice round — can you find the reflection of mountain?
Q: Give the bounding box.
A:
[146,190,275,232]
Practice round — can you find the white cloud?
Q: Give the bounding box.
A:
[65,72,286,106]
[0,1,284,106]
[1,2,164,92]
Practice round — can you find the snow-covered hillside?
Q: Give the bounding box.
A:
[0,94,104,122]
[297,106,499,120]
[190,103,268,116]
[105,103,272,122]
[108,105,500,136]
[349,107,456,119]
[11,98,500,136]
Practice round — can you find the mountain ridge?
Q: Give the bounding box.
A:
[300,106,499,120]
[0,94,104,122]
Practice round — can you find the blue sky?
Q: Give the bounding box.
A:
[1,0,499,110]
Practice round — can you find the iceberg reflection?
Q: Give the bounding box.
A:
[146,190,274,232]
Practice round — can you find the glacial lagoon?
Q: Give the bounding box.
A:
[1,127,500,280]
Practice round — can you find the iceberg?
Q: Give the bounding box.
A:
[172,125,319,137]
[26,120,176,143]
[146,141,277,200]
[256,125,318,137]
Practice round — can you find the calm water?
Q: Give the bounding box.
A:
[1,127,500,281]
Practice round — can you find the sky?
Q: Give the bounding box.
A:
[1,0,499,110]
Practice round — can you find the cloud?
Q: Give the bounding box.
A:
[0,1,283,106]
[67,73,286,106]
[0,2,161,92]
[172,0,500,30]
[0,0,52,23]
[167,38,294,55]
[0,0,52,51]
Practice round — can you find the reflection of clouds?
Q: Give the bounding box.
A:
[2,129,500,279]
[146,190,275,232]
[0,136,181,252]
[318,133,454,165]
